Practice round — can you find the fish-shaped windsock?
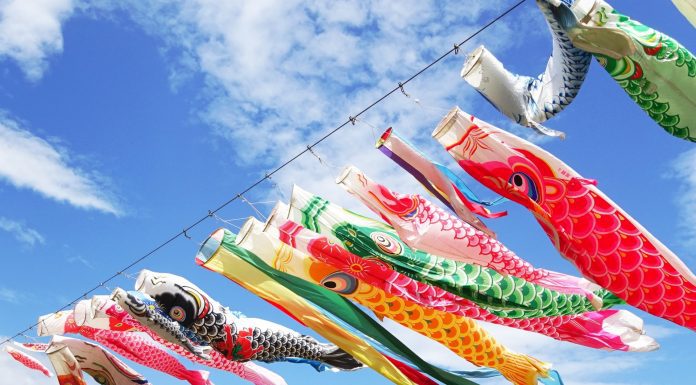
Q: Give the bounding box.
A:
[239,215,550,385]
[434,106,696,330]
[338,164,611,305]
[558,0,696,141]
[461,0,591,138]
[132,270,364,371]
[376,127,506,237]
[287,184,619,318]
[85,296,288,385]
[26,336,151,385]
[37,307,214,385]
[197,228,496,385]
[5,345,53,377]
[285,186,657,352]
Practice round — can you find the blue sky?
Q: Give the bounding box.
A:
[0,1,694,385]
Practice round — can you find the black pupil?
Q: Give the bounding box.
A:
[513,174,523,186]
[324,281,337,288]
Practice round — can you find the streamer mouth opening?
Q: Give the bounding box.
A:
[238,217,257,244]
[196,228,225,264]
[336,165,358,185]
[263,202,288,231]
[375,127,393,148]
[134,269,149,291]
[460,45,485,79]
[432,106,462,140]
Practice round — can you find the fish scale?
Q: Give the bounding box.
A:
[239,219,549,385]
[434,107,696,331]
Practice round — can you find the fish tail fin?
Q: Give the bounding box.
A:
[497,351,550,385]
[318,346,364,371]
[185,370,213,385]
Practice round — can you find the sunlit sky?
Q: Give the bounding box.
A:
[0,1,694,385]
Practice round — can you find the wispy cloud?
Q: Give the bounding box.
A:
[0,0,75,81]
[0,217,45,247]
[66,255,93,269]
[0,288,22,303]
[0,115,122,215]
[667,148,696,248]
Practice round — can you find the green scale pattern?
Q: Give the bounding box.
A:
[297,195,622,319]
[593,6,696,142]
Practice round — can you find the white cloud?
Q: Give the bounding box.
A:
[0,340,52,385]
[667,148,696,248]
[0,115,121,215]
[0,288,22,303]
[0,0,74,81]
[0,217,45,246]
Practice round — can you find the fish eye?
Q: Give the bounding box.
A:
[370,232,403,255]
[320,272,358,295]
[170,306,186,322]
[508,172,539,201]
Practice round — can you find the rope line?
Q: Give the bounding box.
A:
[0,0,527,347]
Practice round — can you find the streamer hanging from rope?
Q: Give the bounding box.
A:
[461,0,591,138]
[376,127,506,238]
[560,0,695,141]
[283,186,656,352]
[117,274,364,371]
[196,228,489,385]
[286,185,619,318]
[338,164,610,304]
[21,336,151,385]
[433,106,696,330]
[237,215,551,385]
[36,307,214,385]
[4,344,53,377]
[82,296,288,385]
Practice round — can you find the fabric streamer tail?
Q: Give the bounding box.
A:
[319,346,365,371]
[497,352,551,385]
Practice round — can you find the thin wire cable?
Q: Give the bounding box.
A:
[0,0,527,347]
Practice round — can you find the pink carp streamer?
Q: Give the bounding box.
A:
[24,336,150,385]
[434,106,696,330]
[5,344,53,377]
[283,187,658,352]
[38,307,213,385]
[376,127,505,237]
[337,164,605,304]
[45,296,287,385]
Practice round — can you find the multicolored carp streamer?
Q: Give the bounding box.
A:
[284,186,657,352]
[85,296,288,385]
[434,106,696,330]
[196,228,486,385]
[133,270,363,371]
[31,336,151,385]
[562,0,696,141]
[461,0,591,138]
[376,127,505,238]
[672,0,696,27]
[5,345,53,377]
[238,216,550,385]
[288,184,619,318]
[338,164,610,305]
[37,307,214,385]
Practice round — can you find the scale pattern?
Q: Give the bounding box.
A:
[435,107,696,330]
[288,187,656,351]
[579,2,696,142]
[5,345,53,377]
[243,221,548,385]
